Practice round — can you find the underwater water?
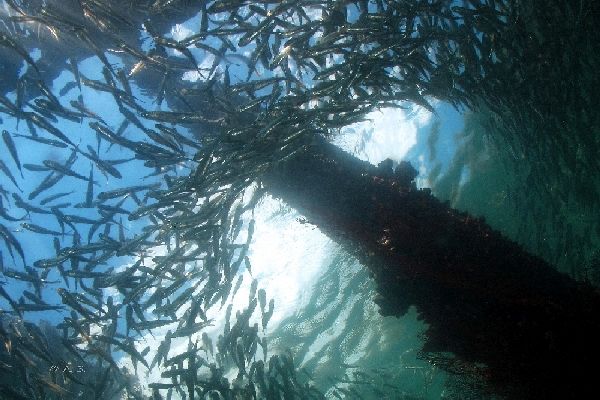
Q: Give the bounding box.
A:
[1,1,599,399]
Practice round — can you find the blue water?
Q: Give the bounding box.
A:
[7,1,597,399]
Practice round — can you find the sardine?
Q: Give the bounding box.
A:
[14,303,64,312]
[59,81,79,96]
[0,32,40,75]
[2,130,22,178]
[29,172,64,200]
[12,193,51,215]
[43,160,97,185]
[258,288,266,313]
[68,58,81,92]
[0,197,26,221]
[21,223,64,236]
[170,320,214,338]
[40,191,74,205]
[85,165,94,207]
[0,159,22,191]
[13,134,69,148]
[22,112,75,147]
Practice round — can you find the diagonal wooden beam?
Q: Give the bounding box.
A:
[263,135,600,399]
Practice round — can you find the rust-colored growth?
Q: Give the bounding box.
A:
[263,136,600,399]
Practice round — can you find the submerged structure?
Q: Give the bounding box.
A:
[265,136,600,399]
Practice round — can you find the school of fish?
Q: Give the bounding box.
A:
[0,0,582,399]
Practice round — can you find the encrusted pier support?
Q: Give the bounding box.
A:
[263,136,600,399]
